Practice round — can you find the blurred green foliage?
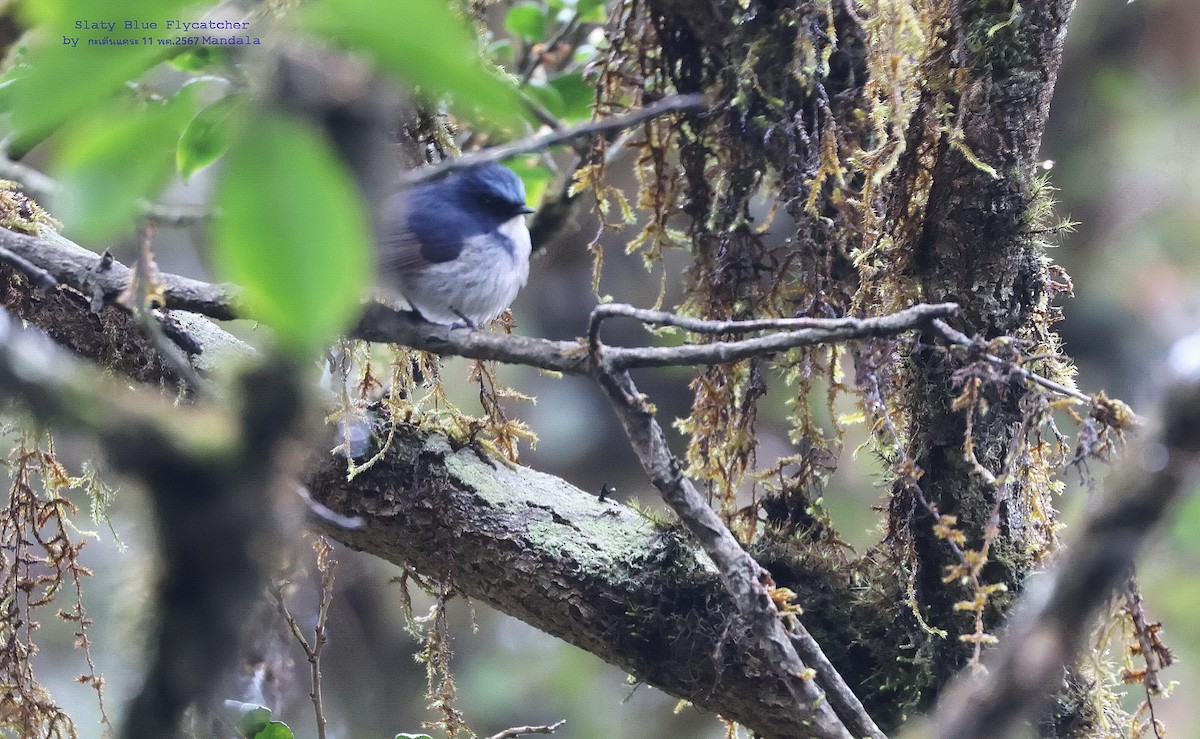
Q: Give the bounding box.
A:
[176,90,247,182]
[3,0,187,152]
[297,0,526,130]
[505,2,547,42]
[51,92,195,240]
[2,0,597,357]
[211,115,371,355]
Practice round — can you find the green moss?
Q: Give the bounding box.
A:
[0,181,60,234]
[962,0,1036,75]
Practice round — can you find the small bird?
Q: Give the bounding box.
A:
[378,163,535,327]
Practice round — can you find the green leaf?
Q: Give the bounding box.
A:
[177,93,248,182]
[5,0,190,152]
[576,0,610,22]
[52,96,195,241]
[298,0,525,129]
[487,38,514,66]
[522,79,565,118]
[548,72,594,121]
[505,2,547,42]
[169,46,231,72]
[211,115,372,355]
[223,699,273,736]
[253,722,294,739]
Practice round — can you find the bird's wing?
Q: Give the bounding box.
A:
[377,190,471,273]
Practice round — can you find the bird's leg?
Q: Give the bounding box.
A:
[450,309,477,330]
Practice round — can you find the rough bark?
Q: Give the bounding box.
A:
[896,0,1082,717]
[0,0,1102,735]
[309,429,831,737]
[2,252,871,739]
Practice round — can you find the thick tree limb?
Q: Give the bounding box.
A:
[308,424,828,739]
[0,226,241,319]
[0,243,56,287]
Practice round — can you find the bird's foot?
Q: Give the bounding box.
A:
[450,310,477,330]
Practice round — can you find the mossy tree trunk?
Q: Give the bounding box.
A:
[1,0,1137,736]
[593,0,1102,732]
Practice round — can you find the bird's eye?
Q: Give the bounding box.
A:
[481,194,517,214]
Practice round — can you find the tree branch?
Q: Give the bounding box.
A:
[400,94,708,186]
[926,318,1093,406]
[486,720,567,739]
[920,364,1200,739]
[590,302,956,340]
[592,365,883,739]
[0,226,241,319]
[0,226,954,374]
[0,243,56,288]
[306,421,844,739]
[596,305,959,370]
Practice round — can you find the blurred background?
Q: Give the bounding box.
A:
[1044,0,1200,734]
[12,0,1200,737]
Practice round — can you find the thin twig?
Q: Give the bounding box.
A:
[311,542,336,739]
[1124,570,1173,703]
[400,94,708,186]
[927,318,1091,404]
[788,625,882,738]
[589,302,955,344]
[601,304,957,369]
[590,302,959,357]
[591,366,882,739]
[270,540,337,739]
[486,719,567,739]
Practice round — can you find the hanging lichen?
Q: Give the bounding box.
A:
[0,430,114,739]
[582,0,1151,731]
